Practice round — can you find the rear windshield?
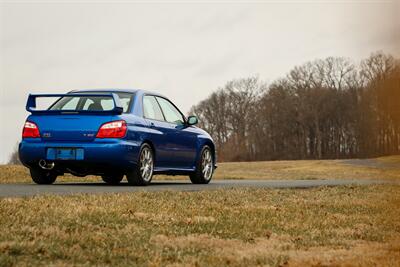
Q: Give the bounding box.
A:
[49,92,133,113]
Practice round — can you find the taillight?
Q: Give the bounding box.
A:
[96,120,127,138]
[22,121,41,138]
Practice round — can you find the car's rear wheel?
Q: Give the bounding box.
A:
[126,143,154,186]
[101,174,124,185]
[190,145,214,184]
[30,168,58,185]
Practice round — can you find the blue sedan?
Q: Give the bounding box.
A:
[19,89,217,185]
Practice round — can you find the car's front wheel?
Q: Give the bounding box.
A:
[30,168,58,184]
[126,143,154,186]
[101,174,124,185]
[190,145,214,184]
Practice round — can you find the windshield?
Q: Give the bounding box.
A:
[49,92,133,113]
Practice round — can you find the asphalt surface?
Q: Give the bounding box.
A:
[0,179,387,197]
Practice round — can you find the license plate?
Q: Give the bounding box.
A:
[46,148,84,160]
[56,148,76,160]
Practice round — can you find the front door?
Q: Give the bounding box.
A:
[154,96,197,169]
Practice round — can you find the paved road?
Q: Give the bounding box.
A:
[0,179,387,197]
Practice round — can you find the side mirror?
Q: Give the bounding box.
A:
[187,116,198,125]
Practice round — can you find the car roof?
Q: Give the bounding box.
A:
[70,88,138,94]
[70,88,167,98]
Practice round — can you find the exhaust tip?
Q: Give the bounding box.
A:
[39,159,55,170]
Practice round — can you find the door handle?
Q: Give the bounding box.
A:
[150,122,155,128]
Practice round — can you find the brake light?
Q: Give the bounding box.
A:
[96,120,127,138]
[22,121,41,138]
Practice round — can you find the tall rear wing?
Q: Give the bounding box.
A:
[26,93,124,114]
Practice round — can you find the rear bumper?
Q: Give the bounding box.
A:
[19,139,140,172]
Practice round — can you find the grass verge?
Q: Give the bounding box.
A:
[1,185,399,266]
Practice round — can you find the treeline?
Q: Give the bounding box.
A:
[190,52,400,161]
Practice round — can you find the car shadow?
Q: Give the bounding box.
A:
[52,181,193,186]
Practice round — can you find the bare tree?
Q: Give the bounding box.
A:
[190,52,400,162]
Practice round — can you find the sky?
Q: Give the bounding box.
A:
[0,1,399,164]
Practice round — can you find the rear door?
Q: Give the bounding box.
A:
[142,95,170,167]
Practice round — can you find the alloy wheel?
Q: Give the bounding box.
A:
[140,147,153,182]
[201,149,213,180]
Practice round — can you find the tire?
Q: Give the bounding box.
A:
[190,145,214,184]
[101,174,124,185]
[126,143,154,186]
[30,168,58,185]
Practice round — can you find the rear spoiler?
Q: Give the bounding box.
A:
[26,93,124,114]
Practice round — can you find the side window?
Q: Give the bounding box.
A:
[143,95,164,121]
[156,97,185,125]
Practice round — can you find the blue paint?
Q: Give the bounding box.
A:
[19,89,216,177]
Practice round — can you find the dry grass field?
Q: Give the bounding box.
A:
[0,185,399,266]
[1,155,399,184]
[0,156,399,266]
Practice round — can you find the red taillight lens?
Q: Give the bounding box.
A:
[96,120,127,138]
[22,121,41,138]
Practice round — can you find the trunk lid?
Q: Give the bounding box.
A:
[31,115,113,142]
